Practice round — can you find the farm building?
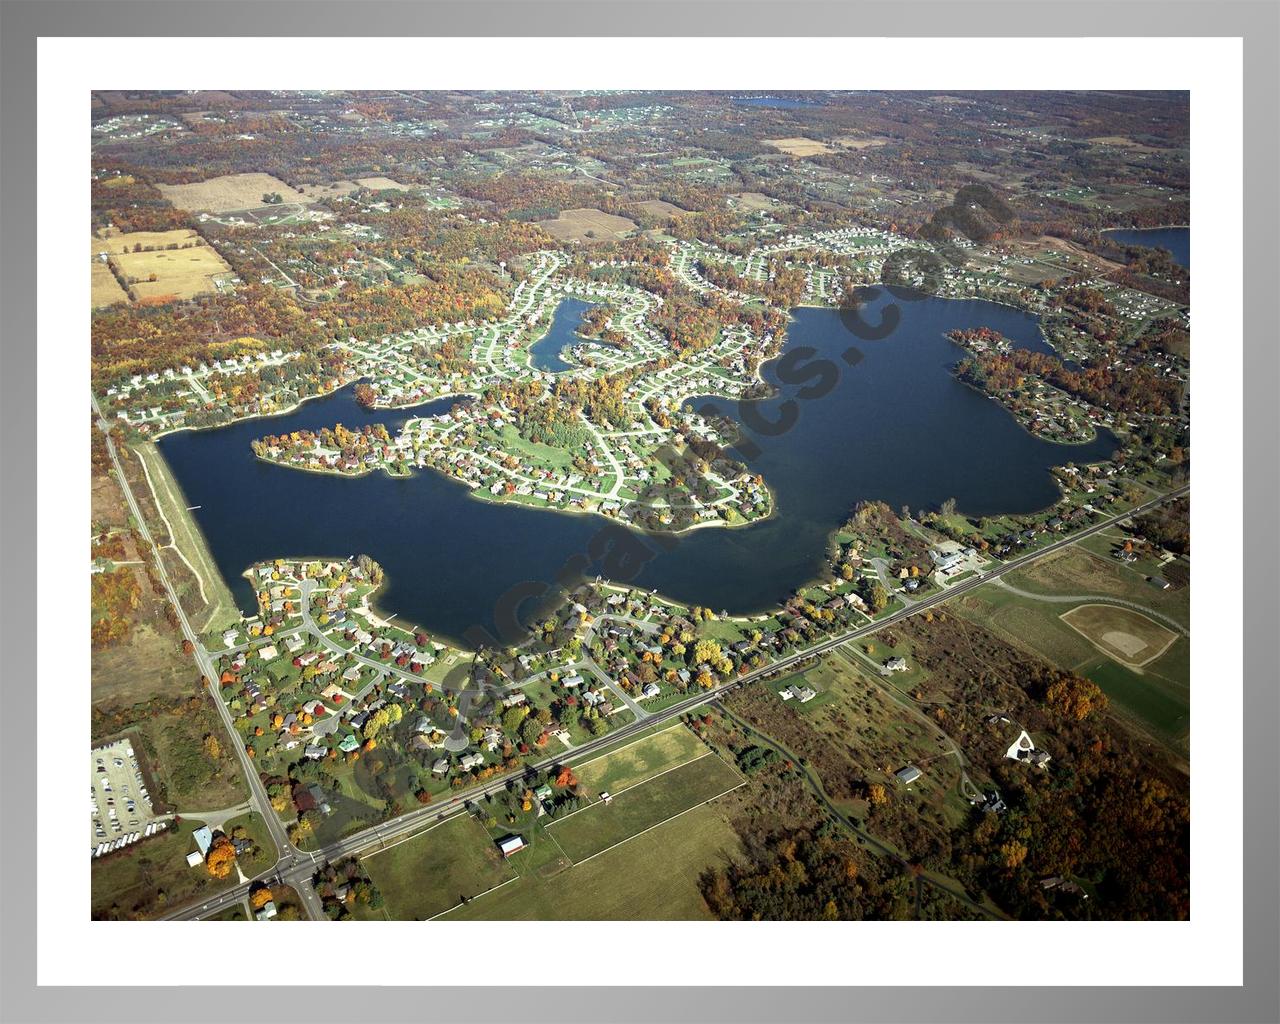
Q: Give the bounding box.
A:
[497,835,526,858]
[894,765,922,785]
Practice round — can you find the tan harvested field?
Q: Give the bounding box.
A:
[155,172,298,213]
[92,261,129,308]
[92,227,205,255]
[835,135,890,150]
[110,244,233,302]
[734,191,786,212]
[1060,604,1179,668]
[634,199,685,218]
[1088,135,1163,153]
[354,176,417,191]
[537,207,637,244]
[763,137,832,157]
[294,180,361,201]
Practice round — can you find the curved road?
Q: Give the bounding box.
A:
[990,577,1188,636]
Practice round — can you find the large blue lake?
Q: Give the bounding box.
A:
[732,96,828,110]
[159,288,1115,647]
[1104,226,1189,271]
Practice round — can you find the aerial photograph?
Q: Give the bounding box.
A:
[89,89,1190,924]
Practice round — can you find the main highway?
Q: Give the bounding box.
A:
[151,479,1187,921]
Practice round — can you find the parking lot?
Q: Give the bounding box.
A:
[91,738,162,857]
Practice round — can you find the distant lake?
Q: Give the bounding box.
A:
[733,96,827,110]
[1104,226,1190,271]
[160,288,1115,647]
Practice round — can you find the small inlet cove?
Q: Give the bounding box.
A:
[159,287,1117,645]
[1103,226,1189,271]
[526,297,605,373]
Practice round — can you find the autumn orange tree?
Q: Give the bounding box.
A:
[1044,673,1109,722]
[554,766,578,789]
[205,836,236,878]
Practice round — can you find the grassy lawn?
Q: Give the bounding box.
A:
[221,811,280,876]
[362,814,518,921]
[547,753,743,864]
[952,588,1100,671]
[1004,545,1189,630]
[133,442,240,632]
[571,723,705,797]
[91,821,231,920]
[443,802,741,920]
[695,617,752,644]
[1079,656,1189,749]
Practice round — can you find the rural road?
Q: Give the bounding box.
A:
[93,393,325,919]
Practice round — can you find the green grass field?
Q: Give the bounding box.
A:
[133,442,240,632]
[442,802,742,920]
[548,753,743,864]
[572,723,705,797]
[91,820,231,920]
[361,813,518,920]
[1079,656,1189,747]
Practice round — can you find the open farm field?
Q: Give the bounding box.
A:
[155,172,299,213]
[633,199,685,218]
[443,801,741,920]
[763,137,832,156]
[571,723,706,798]
[112,245,233,302]
[91,261,129,308]
[362,814,518,920]
[537,207,637,243]
[548,752,743,864]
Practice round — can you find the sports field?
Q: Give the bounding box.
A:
[952,562,1189,753]
[362,814,518,921]
[1060,603,1178,667]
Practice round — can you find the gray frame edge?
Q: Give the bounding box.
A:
[0,1,1275,1022]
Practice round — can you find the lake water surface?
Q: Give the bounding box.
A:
[1103,226,1189,271]
[527,297,596,373]
[732,96,828,110]
[160,288,1115,645]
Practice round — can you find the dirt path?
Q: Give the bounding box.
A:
[991,577,1188,637]
[133,443,239,631]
